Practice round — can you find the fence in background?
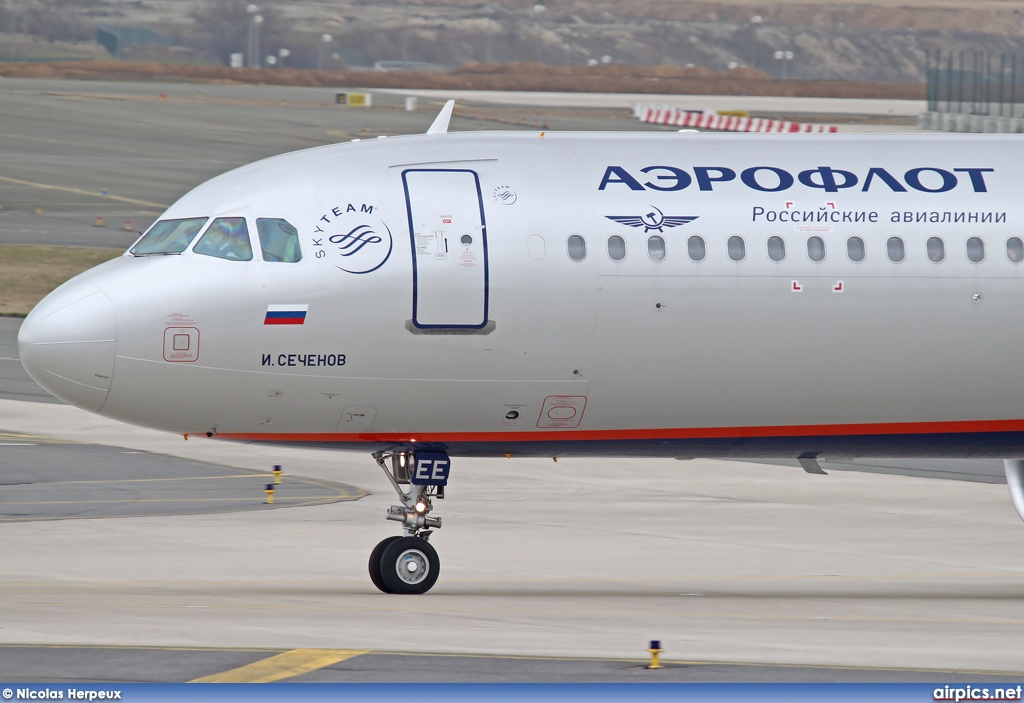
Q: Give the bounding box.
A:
[635,105,838,133]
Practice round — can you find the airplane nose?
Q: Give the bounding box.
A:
[18,277,115,412]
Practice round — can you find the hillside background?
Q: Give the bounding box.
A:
[3,0,1024,82]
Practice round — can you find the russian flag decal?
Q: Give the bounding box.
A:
[264,304,308,325]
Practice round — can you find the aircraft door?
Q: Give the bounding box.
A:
[403,169,489,330]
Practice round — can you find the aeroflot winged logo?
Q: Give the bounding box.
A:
[312,202,393,274]
[606,207,697,233]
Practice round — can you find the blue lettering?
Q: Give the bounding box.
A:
[741,166,793,192]
[953,168,994,193]
[861,167,908,192]
[640,165,691,191]
[905,167,957,193]
[798,166,858,192]
[694,166,736,191]
[598,166,644,191]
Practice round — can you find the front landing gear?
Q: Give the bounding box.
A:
[369,451,449,594]
[370,536,440,594]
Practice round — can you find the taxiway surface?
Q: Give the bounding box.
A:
[0,78,922,249]
[2,389,1024,679]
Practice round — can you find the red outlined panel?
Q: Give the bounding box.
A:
[163,327,200,362]
[537,395,587,429]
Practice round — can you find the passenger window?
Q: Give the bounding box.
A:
[1008,237,1024,263]
[887,236,905,263]
[966,236,985,263]
[130,217,208,255]
[647,235,666,262]
[687,235,706,262]
[927,236,945,263]
[193,217,254,261]
[806,236,825,262]
[728,235,745,262]
[256,218,301,262]
[846,236,865,263]
[567,234,586,261]
[767,235,786,262]
[607,235,626,261]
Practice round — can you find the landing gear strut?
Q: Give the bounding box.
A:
[368,450,449,594]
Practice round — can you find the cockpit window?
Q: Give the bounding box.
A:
[192,217,253,261]
[256,218,302,262]
[130,217,208,255]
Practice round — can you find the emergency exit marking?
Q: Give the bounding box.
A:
[791,280,803,292]
[833,280,844,292]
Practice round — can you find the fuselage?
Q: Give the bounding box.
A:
[17,130,1024,458]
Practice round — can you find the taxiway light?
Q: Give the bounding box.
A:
[647,640,664,670]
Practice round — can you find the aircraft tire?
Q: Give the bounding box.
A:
[379,536,440,595]
[369,536,401,593]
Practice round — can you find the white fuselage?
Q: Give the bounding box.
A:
[18,131,1024,458]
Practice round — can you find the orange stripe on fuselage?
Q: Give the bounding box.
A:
[216,418,1024,444]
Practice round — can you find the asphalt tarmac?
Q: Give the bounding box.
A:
[0,78,1018,684]
[0,78,677,247]
[0,317,52,402]
[0,646,1017,684]
[0,77,920,249]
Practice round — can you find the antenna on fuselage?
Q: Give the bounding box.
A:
[426,100,455,135]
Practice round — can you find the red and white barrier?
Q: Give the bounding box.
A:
[636,105,837,133]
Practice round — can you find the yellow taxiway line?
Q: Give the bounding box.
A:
[190,648,369,683]
[0,175,167,209]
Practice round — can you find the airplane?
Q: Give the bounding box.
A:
[17,101,1024,594]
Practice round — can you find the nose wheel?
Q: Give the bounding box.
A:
[369,450,449,594]
[370,536,440,594]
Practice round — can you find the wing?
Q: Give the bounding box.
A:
[604,216,647,228]
[661,216,699,228]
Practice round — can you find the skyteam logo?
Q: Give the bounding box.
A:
[606,207,697,233]
[312,203,393,274]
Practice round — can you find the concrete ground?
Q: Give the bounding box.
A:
[2,387,1024,678]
